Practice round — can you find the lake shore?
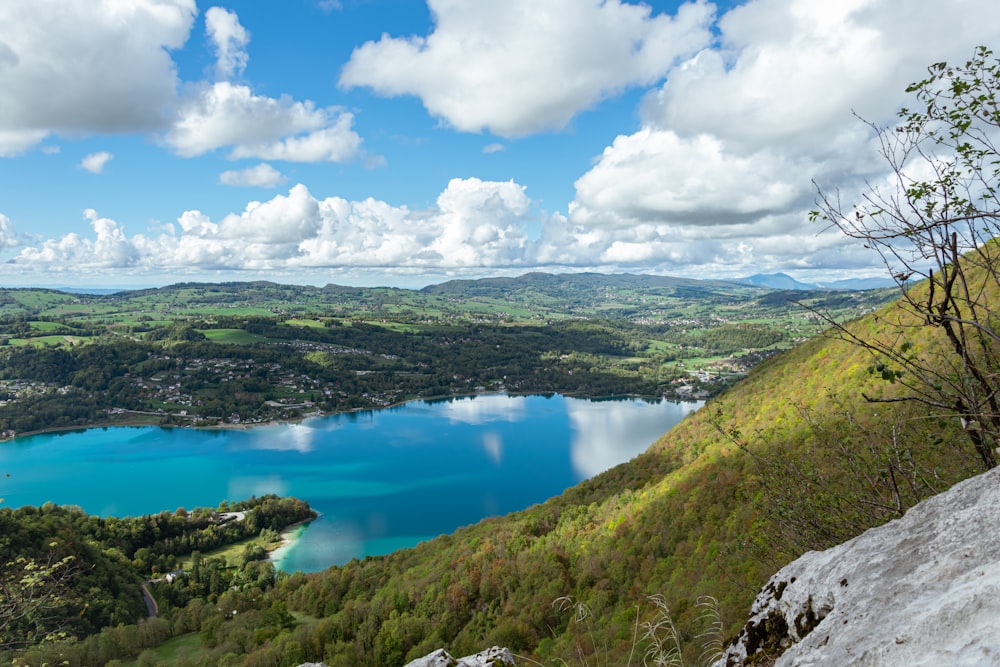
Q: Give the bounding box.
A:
[0,389,684,442]
[268,517,317,571]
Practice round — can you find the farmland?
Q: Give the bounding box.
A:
[0,273,895,436]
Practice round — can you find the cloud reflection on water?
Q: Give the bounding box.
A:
[245,422,320,453]
[566,399,703,480]
[438,393,528,425]
[481,431,503,465]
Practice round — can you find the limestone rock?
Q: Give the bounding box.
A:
[718,466,1000,666]
[403,646,515,667]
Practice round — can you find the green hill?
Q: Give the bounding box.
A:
[229,290,978,666]
[3,280,983,667]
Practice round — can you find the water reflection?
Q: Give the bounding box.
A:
[481,432,503,465]
[2,394,702,572]
[438,393,528,424]
[246,422,319,453]
[566,399,703,479]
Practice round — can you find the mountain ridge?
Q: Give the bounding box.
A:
[736,272,895,291]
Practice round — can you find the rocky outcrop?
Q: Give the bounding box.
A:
[403,646,515,667]
[718,466,1000,666]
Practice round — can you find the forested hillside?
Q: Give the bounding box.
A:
[254,292,978,666]
[4,274,983,667]
[0,273,892,436]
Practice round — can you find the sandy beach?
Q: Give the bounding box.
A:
[268,517,317,570]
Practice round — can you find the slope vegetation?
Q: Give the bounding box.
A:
[258,290,979,666]
[6,280,981,667]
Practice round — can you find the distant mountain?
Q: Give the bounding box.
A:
[421,271,764,298]
[737,272,895,291]
[818,276,896,290]
[53,287,123,295]
[737,273,818,291]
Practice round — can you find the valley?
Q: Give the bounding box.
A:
[0,273,894,437]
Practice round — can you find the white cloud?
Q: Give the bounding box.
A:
[7,180,538,274]
[0,213,18,249]
[165,82,362,162]
[340,0,715,136]
[80,151,114,174]
[7,0,1000,285]
[205,6,250,80]
[2,173,883,281]
[0,0,196,152]
[483,143,505,154]
[216,183,324,244]
[0,130,48,157]
[565,0,1000,276]
[0,2,368,167]
[229,116,362,163]
[219,163,287,187]
[16,209,140,269]
[572,129,808,227]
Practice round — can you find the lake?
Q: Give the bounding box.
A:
[0,393,702,572]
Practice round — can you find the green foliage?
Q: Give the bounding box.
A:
[0,496,314,663]
[813,45,1000,469]
[0,275,893,436]
[0,277,947,667]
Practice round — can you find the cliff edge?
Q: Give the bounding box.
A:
[718,466,1000,666]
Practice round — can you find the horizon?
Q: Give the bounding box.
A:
[2,1,996,288]
[6,268,896,295]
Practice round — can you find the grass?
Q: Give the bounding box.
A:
[519,595,725,667]
[283,318,327,328]
[119,632,203,667]
[178,533,285,570]
[5,335,90,347]
[200,329,268,344]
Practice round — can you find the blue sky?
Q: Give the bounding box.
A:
[1,0,999,289]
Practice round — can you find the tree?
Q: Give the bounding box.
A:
[0,548,81,651]
[812,46,1000,470]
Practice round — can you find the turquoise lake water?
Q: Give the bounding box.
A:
[0,394,701,572]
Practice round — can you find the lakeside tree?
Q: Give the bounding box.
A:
[813,46,1000,469]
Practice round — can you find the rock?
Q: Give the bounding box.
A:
[403,646,515,667]
[718,466,1000,666]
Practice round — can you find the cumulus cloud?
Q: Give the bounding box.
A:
[1,174,882,280]
[206,6,250,80]
[0,130,48,157]
[565,0,1000,276]
[219,163,286,187]
[16,209,140,269]
[7,0,1000,284]
[80,151,114,174]
[6,180,538,274]
[166,82,362,162]
[0,2,368,166]
[340,0,715,136]
[0,0,196,152]
[0,213,18,249]
[159,7,365,163]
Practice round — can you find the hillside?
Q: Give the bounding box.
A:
[4,276,983,667]
[212,289,978,665]
[0,272,893,324]
[0,273,894,437]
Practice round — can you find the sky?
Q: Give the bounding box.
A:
[1,0,999,290]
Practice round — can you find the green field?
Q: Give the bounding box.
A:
[200,329,268,344]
